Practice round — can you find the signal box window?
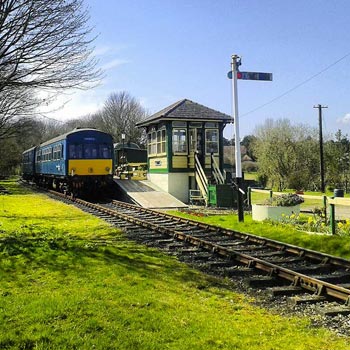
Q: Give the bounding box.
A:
[147,131,157,155]
[189,128,202,153]
[205,129,218,154]
[150,131,157,155]
[172,129,187,154]
[157,129,166,154]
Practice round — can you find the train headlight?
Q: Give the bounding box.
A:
[71,168,76,176]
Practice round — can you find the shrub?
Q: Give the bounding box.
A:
[264,193,304,207]
[242,161,258,173]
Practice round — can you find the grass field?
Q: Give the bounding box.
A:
[171,210,350,259]
[0,179,350,349]
[250,189,329,209]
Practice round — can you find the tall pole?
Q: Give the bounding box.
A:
[121,133,126,168]
[314,104,327,193]
[231,54,244,222]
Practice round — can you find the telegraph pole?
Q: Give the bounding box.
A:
[313,104,328,193]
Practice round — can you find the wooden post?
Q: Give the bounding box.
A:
[248,187,252,207]
[323,195,327,223]
[329,203,336,235]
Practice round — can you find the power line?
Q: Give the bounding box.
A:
[241,51,350,117]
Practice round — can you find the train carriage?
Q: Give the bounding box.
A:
[22,146,37,181]
[23,128,114,196]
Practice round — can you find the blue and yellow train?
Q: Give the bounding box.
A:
[22,128,114,196]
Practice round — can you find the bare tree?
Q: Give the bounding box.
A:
[93,91,148,145]
[0,0,101,139]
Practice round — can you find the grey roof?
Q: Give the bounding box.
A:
[39,128,109,147]
[136,99,233,127]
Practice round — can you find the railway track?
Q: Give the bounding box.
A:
[48,190,350,317]
[0,185,10,194]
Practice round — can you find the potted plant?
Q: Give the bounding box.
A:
[252,193,304,222]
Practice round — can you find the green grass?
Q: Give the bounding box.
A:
[172,210,350,259]
[0,180,350,349]
[250,189,332,211]
[243,172,258,181]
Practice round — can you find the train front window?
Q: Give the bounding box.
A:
[84,144,98,159]
[99,144,112,159]
[69,144,83,159]
[69,143,111,159]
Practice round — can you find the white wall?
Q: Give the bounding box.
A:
[148,173,169,192]
[148,172,189,203]
[168,173,189,203]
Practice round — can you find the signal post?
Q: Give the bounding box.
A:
[228,55,272,222]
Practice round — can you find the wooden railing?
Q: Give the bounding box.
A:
[194,153,208,205]
[210,154,225,185]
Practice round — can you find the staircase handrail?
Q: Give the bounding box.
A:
[194,153,208,204]
[211,154,225,184]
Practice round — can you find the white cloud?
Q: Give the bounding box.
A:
[101,58,129,71]
[37,89,106,121]
[337,113,350,125]
[94,45,112,56]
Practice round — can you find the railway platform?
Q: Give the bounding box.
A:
[113,178,188,209]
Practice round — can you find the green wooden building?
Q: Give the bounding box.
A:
[136,99,234,205]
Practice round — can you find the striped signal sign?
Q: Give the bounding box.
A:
[227,71,272,81]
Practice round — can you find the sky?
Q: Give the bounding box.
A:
[44,0,350,140]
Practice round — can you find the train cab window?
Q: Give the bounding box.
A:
[205,129,219,154]
[99,144,111,159]
[172,129,187,154]
[69,144,83,159]
[84,144,98,159]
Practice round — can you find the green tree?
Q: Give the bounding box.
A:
[241,135,257,160]
[324,129,350,190]
[252,119,319,191]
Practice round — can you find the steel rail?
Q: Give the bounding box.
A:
[110,199,350,270]
[49,192,350,305]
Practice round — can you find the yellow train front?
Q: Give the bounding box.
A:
[33,128,114,196]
